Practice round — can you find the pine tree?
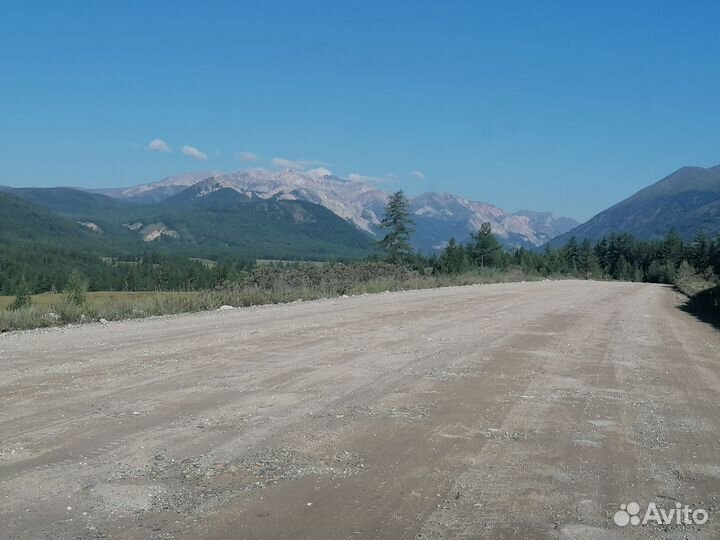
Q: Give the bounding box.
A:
[469,222,502,269]
[438,238,470,274]
[690,230,710,270]
[8,277,32,311]
[565,237,580,274]
[63,269,88,306]
[595,238,610,273]
[660,229,683,267]
[578,239,602,278]
[614,255,634,281]
[378,191,415,262]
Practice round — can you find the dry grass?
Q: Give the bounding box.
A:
[0,291,198,310]
[0,264,542,333]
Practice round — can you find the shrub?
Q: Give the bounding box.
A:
[674,260,716,297]
[51,300,93,324]
[244,262,418,295]
[684,285,720,327]
[0,305,52,332]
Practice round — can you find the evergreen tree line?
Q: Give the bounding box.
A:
[379,191,720,285]
[3,188,719,299]
[0,246,253,296]
[428,229,720,284]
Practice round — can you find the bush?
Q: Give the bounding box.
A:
[684,285,720,327]
[674,260,716,297]
[51,300,93,324]
[244,262,418,295]
[0,305,52,332]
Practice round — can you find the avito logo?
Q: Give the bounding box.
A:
[614,501,708,527]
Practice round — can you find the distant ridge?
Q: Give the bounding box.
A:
[92,169,578,250]
[551,164,720,245]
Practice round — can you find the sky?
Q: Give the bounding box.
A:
[1,1,719,221]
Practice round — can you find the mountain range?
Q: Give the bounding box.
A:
[0,184,375,261]
[94,168,579,251]
[553,164,720,245]
[5,161,719,299]
[5,162,716,269]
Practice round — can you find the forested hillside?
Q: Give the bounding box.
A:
[0,187,375,294]
[552,165,720,244]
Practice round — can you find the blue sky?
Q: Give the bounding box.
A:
[1,1,718,221]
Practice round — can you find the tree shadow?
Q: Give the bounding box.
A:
[678,285,720,331]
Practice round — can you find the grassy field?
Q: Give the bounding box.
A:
[0,264,549,333]
[0,291,198,310]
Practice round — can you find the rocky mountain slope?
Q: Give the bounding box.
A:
[98,169,578,250]
[93,171,222,203]
[552,164,720,245]
[408,192,577,250]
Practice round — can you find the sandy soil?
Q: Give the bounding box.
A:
[1,280,719,539]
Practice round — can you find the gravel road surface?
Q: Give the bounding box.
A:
[1,280,719,539]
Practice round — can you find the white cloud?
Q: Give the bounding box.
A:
[271,157,323,170]
[272,158,298,169]
[148,138,171,152]
[182,145,208,161]
[236,151,259,162]
[348,173,395,184]
[409,170,426,180]
[306,167,333,178]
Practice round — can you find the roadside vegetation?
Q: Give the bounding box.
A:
[0,262,537,332]
[2,191,718,332]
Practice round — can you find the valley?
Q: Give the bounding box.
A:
[3,3,719,538]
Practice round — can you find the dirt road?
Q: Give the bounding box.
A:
[1,281,719,539]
